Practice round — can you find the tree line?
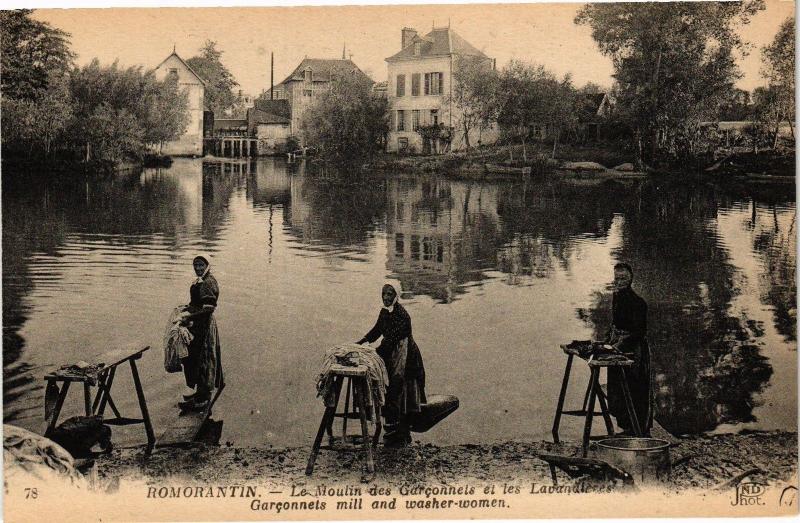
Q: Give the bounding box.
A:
[1,10,246,171]
[304,1,792,171]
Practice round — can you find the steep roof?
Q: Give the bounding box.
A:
[386,28,489,62]
[254,99,291,119]
[278,58,372,85]
[155,51,207,86]
[247,107,290,126]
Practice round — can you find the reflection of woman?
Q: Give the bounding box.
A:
[357,284,426,447]
[179,254,223,411]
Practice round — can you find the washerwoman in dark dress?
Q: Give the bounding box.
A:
[357,284,426,447]
[179,254,224,411]
[605,262,653,436]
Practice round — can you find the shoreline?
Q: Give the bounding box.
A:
[94,431,797,491]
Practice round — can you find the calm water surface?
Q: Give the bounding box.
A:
[3,158,796,447]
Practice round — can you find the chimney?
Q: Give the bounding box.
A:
[402,27,417,50]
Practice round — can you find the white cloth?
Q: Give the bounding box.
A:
[4,424,86,489]
[316,344,389,411]
[163,306,193,373]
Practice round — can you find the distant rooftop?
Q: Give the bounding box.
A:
[278,58,372,85]
[386,27,489,62]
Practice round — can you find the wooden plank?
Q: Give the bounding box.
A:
[329,364,367,377]
[157,384,224,448]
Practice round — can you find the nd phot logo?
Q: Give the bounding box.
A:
[731,482,766,506]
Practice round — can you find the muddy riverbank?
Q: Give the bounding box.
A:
[95,431,797,492]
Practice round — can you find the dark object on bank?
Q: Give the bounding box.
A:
[143,154,173,168]
[595,437,671,484]
[408,394,460,433]
[538,453,634,486]
[47,415,112,458]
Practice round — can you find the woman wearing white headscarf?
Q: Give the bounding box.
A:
[179,254,223,410]
[357,283,426,447]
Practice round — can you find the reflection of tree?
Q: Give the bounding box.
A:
[285,175,387,252]
[3,163,231,423]
[581,179,774,434]
[495,179,626,278]
[749,200,796,342]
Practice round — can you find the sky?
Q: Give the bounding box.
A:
[32,1,795,97]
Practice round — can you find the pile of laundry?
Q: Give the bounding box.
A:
[163,306,193,373]
[53,361,105,385]
[315,344,388,414]
[4,424,87,489]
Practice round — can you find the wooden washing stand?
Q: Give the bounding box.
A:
[306,364,381,475]
[551,344,642,457]
[44,346,155,455]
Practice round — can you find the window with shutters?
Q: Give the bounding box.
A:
[430,109,439,125]
[411,73,420,96]
[412,110,420,131]
[396,110,405,131]
[424,72,443,95]
[396,74,405,97]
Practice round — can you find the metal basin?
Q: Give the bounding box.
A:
[594,437,671,484]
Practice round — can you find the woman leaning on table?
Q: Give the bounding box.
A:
[357,283,426,447]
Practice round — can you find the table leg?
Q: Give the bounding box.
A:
[581,368,598,457]
[342,378,351,439]
[372,405,382,448]
[595,384,615,436]
[620,369,642,436]
[326,377,344,444]
[45,381,71,434]
[83,382,92,416]
[355,381,375,473]
[306,377,342,476]
[97,367,121,418]
[92,371,109,413]
[129,359,155,454]
[551,354,574,444]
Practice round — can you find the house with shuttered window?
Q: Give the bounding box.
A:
[385,26,496,153]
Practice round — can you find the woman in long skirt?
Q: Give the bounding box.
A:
[358,284,426,447]
[179,254,223,411]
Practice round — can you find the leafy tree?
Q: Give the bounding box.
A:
[448,55,499,150]
[576,1,765,166]
[301,73,389,169]
[0,9,74,101]
[186,40,240,115]
[142,75,190,153]
[67,60,188,163]
[760,17,795,144]
[496,60,580,160]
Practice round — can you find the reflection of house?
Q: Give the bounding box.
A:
[385,27,498,153]
[266,57,372,142]
[386,179,500,302]
[154,51,206,156]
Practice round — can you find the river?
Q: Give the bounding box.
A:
[3,158,796,447]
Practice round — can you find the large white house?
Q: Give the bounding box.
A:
[154,51,206,156]
[385,26,498,153]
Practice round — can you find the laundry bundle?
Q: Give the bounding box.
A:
[315,344,389,414]
[163,307,193,373]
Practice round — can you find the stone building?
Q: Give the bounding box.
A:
[385,26,498,153]
[267,58,372,143]
[154,50,206,156]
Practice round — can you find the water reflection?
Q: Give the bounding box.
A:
[386,178,501,302]
[580,180,792,434]
[2,159,795,443]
